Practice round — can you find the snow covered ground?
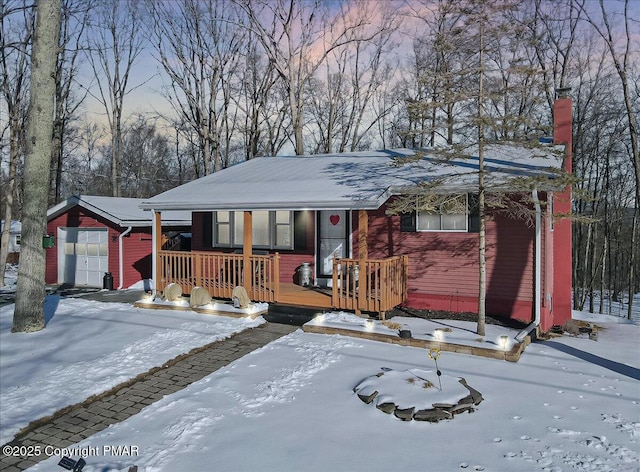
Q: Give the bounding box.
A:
[0,292,638,472]
[0,298,264,444]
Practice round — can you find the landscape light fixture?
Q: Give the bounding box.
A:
[428,349,443,391]
[398,324,412,338]
[58,456,86,472]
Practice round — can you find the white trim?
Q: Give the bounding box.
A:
[151,210,157,292]
[117,226,133,289]
[416,194,469,232]
[515,189,542,343]
[48,196,190,227]
[212,210,294,250]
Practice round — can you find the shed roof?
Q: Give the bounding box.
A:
[47,196,191,227]
[140,144,566,212]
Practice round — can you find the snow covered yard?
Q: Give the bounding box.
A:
[0,297,264,444]
[0,295,635,472]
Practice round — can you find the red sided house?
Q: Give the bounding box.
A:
[141,99,573,333]
[46,196,191,289]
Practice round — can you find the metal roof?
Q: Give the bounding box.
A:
[140,145,566,212]
[47,196,192,227]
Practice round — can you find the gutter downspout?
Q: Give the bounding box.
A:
[515,189,542,343]
[117,226,133,290]
[151,209,158,295]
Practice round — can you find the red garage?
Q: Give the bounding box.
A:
[46,196,191,289]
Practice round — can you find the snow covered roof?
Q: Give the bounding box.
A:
[47,196,191,227]
[140,145,567,212]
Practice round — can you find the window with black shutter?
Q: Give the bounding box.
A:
[468,193,480,233]
[400,212,416,232]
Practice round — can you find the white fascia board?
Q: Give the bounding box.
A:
[48,196,190,228]
[139,199,385,213]
[139,188,390,213]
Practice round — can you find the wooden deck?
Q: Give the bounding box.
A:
[157,251,408,318]
[276,283,333,309]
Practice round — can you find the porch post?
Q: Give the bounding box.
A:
[243,211,252,291]
[152,209,162,296]
[358,210,368,315]
[358,210,368,260]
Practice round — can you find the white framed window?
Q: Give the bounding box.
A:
[215,211,232,246]
[274,210,292,247]
[213,211,293,249]
[417,194,468,232]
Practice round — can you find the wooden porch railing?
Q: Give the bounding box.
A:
[331,255,409,318]
[158,251,408,317]
[158,250,280,302]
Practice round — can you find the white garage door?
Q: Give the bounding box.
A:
[57,228,109,287]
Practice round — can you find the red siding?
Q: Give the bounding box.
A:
[189,206,553,323]
[278,253,315,283]
[46,207,155,288]
[367,204,537,322]
[121,228,153,288]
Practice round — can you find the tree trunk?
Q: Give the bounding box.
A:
[476,15,486,337]
[599,234,606,314]
[628,207,638,320]
[0,115,21,288]
[49,97,63,204]
[13,0,61,333]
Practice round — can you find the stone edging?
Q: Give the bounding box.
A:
[354,373,483,422]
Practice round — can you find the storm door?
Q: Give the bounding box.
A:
[317,210,350,282]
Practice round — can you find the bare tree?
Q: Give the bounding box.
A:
[146,0,245,175]
[84,0,144,197]
[233,37,288,159]
[526,0,582,115]
[119,114,181,198]
[401,0,467,147]
[13,0,61,332]
[0,0,34,287]
[578,0,640,319]
[234,0,386,155]
[392,0,557,335]
[63,120,106,196]
[307,10,399,154]
[48,0,90,205]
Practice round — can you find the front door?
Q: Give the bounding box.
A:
[317,210,349,285]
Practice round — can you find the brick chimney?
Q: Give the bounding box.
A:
[547,89,573,331]
[553,87,573,173]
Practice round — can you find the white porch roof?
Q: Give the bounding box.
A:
[140,145,566,212]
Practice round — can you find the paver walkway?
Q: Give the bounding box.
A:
[1,322,297,471]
